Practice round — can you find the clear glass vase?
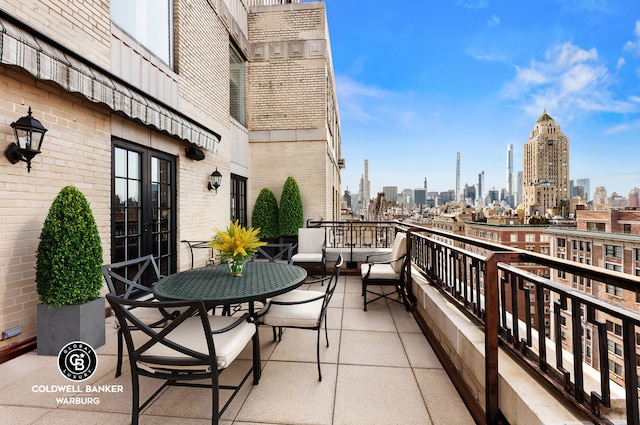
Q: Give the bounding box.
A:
[228,259,245,276]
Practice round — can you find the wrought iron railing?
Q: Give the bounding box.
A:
[311,219,640,424]
[307,219,398,249]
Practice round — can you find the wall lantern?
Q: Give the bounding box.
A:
[5,107,47,173]
[208,168,222,192]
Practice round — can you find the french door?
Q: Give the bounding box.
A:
[111,139,176,278]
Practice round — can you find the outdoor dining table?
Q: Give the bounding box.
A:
[153,261,308,382]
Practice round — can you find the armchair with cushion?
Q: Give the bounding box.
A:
[102,254,170,377]
[106,294,258,425]
[257,255,343,381]
[251,242,294,265]
[291,227,327,283]
[360,232,409,311]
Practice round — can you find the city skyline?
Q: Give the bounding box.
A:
[326,1,640,197]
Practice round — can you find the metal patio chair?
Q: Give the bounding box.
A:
[360,232,410,311]
[106,294,258,425]
[257,255,343,381]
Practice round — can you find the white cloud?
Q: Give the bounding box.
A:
[488,14,500,28]
[335,75,387,121]
[456,0,488,10]
[616,57,625,70]
[623,20,640,55]
[501,41,637,116]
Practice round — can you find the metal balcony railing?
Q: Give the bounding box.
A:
[310,219,640,424]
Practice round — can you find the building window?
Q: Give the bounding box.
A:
[606,263,622,273]
[586,345,592,359]
[605,283,623,297]
[608,340,623,356]
[510,234,518,242]
[636,249,640,261]
[606,320,623,336]
[229,45,246,125]
[230,175,247,227]
[111,0,173,66]
[609,360,623,377]
[587,222,606,231]
[605,244,623,258]
[525,234,535,242]
[557,237,566,248]
[540,234,550,243]
[624,224,631,234]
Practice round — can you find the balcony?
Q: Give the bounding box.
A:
[0,273,473,424]
[1,220,636,424]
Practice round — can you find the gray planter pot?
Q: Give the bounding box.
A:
[36,297,106,356]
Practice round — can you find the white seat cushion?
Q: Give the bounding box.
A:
[389,233,407,273]
[361,263,399,281]
[296,228,325,253]
[260,289,324,328]
[291,253,323,263]
[139,315,255,371]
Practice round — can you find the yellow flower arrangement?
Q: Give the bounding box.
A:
[210,220,267,275]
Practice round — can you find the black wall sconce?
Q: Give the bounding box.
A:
[5,107,47,173]
[208,168,222,192]
[185,146,205,161]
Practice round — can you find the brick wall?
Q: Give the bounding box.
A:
[246,2,341,223]
[2,0,111,69]
[0,69,112,348]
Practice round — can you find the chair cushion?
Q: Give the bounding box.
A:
[361,263,398,281]
[114,294,169,329]
[139,315,255,371]
[296,228,325,253]
[259,290,324,328]
[390,233,407,274]
[291,252,323,263]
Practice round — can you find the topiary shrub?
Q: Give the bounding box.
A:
[36,186,103,306]
[278,176,304,237]
[251,187,279,239]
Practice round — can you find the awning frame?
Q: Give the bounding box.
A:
[0,12,221,153]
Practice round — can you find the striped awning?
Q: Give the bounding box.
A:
[0,18,220,152]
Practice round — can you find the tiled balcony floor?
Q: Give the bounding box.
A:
[0,275,475,425]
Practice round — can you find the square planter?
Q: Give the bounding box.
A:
[36,297,106,356]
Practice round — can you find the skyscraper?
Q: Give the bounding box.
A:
[358,159,371,217]
[456,152,461,202]
[477,171,485,200]
[522,110,570,217]
[576,178,590,202]
[506,144,514,196]
[517,171,523,205]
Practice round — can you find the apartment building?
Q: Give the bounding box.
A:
[465,219,552,336]
[0,0,341,356]
[522,110,570,219]
[547,209,640,387]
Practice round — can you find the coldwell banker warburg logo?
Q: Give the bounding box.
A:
[31,341,124,405]
[58,341,98,381]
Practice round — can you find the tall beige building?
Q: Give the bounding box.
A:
[522,110,570,218]
[247,2,343,222]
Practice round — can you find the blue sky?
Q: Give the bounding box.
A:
[325,0,640,199]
